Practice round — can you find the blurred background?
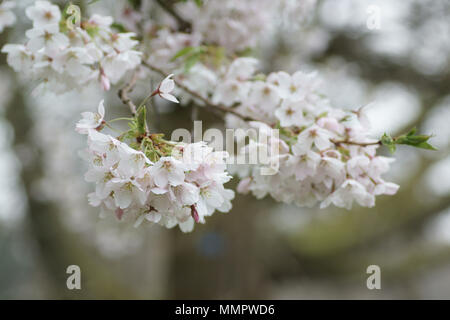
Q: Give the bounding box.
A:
[1,0,450,299]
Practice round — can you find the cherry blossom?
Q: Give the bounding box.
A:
[77,102,234,232]
[75,100,105,134]
[2,1,141,94]
[0,1,16,33]
[1,0,436,235]
[25,0,61,28]
[156,74,179,103]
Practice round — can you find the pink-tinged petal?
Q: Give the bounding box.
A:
[153,170,168,188]
[160,93,179,103]
[114,189,132,209]
[237,177,252,194]
[100,74,110,91]
[314,135,332,151]
[168,168,185,186]
[179,218,195,233]
[133,214,146,228]
[151,187,167,195]
[87,192,102,207]
[133,187,147,205]
[292,138,312,156]
[383,182,399,195]
[159,74,175,93]
[98,99,105,117]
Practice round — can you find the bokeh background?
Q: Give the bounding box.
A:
[1,0,450,299]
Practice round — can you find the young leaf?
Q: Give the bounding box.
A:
[194,0,204,7]
[394,127,437,151]
[171,46,204,62]
[136,105,147,135]
[414,141,438,150]
[184,52,201,72]
[381,128,437,153]
[381,133,396,154]
[111,23,127,33]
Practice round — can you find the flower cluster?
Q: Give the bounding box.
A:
[216,58,399,209]
[176,0,272,52]
[77,101,234,232]
[175,0,316,53]
[1,1,141,94]
[0,0,16,33]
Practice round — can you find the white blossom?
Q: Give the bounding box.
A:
[77,102,234,232]
[157,74,179,103]
[3,3,141,94]
[75,100,105,134]
[0,1,16,33]
[275,99,309,127]
[292,125,333,155]
[25,0,61,28]
[321,179,375,210]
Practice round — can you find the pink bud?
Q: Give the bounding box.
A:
[100,74,110,91]
[115,208,124,220]
[191,205,199,223]
[317,117,344,135]
[237,177,252,194]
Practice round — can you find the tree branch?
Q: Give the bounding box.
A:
[142,61,260,123]
[142,61,385,148]
[155,0,192,32]
[118,70,139,116]
[331,139,381,147]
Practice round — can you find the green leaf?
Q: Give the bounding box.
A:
[194,0,204,7]
[414,141,438,150]
[394,127,437,150]
[381,128,437,153]
[136,105,147,136]
[111,23,127,33]
[407,127,417,136]
[171,46,204,62]
[184,53,201,72]
[236,47,254,57]
[337,146,350,157]
[127,0,142,9]
[381,133,396,154]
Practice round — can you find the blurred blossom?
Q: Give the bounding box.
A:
[426,208,450,245]
[424,96,450,151]
[0,72,26,227]
[366,82,421,136]
[424,156,450,197]
[0,0,449,300]
[321,59,369,109]
[0,125,27,227]
[95,224,145,259]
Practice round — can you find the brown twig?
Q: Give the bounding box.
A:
[155,0,192,32]
[142,61,261,123]
[141,62,384,148]
[118,70,139,116]
[331,139,381,147]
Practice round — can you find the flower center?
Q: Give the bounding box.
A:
[286,108,294,116]
[44,11,53,20]
[44,32,53,41]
